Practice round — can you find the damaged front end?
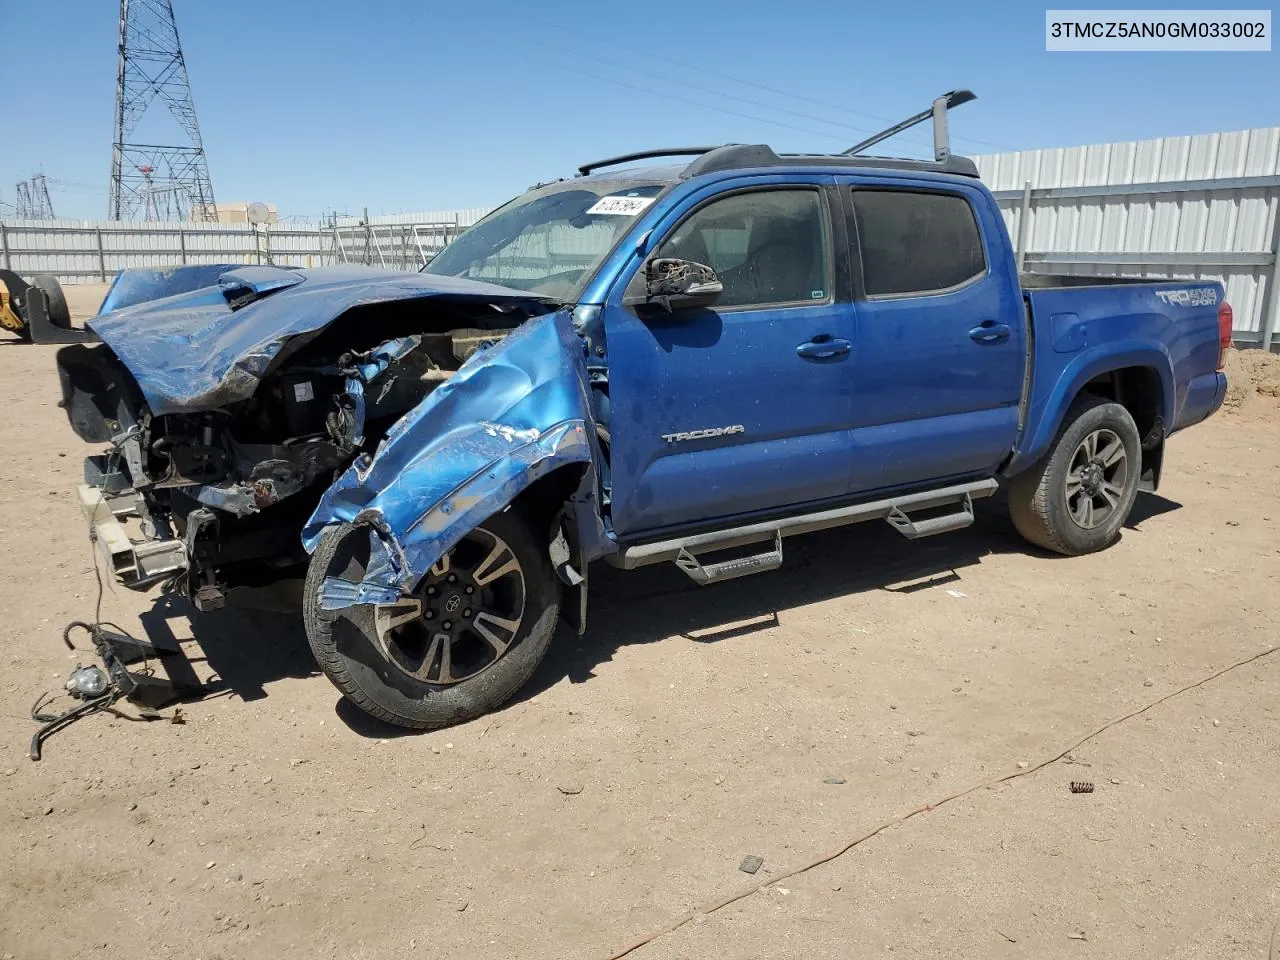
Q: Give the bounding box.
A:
[301,309,610,619]
[57,266,572,611]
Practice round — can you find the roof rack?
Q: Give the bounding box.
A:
[843,89,976,162]
[577,147,723,177]
[680,145,979,179]
[570,90,981,182]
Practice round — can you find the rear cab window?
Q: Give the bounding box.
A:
[849,189,987,297]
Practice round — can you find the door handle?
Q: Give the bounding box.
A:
[796,336,851,360]
[968,320,1011,344]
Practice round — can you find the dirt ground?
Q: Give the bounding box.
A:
[2,288,1279,960]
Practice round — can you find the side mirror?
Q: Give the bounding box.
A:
[644,258,722,313]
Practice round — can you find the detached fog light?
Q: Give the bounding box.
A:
[65,665,109,699]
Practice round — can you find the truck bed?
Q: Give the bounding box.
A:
[1010,279,1227,477]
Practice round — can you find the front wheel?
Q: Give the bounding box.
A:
[1008,395,1142,556]
[303,509,560,729]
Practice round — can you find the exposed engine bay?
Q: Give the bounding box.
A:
[57,294,533,610]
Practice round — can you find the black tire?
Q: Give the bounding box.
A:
[30,275,72,330]
[303,508,560,729]
[1008,395,1142,556]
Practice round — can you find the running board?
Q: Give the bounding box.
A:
[614,479,997,578]
[886,493,975,539]
[675,531,783,585]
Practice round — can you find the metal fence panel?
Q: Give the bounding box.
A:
[6,132,1279,347]
[976,127,1280,347]
[0,209,494,281]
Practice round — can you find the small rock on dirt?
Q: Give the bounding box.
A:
[455,900,468,912]
[557,783,583,796]
[1016,761,1029,769]
[42,806,53,816]
[823,777,847,785]
[205,861,216,870]
[1143,679,1154,687]
[739,855,764,874]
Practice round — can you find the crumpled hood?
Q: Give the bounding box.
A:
[89,265,552,415]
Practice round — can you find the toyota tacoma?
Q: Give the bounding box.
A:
[56,92,1230,729]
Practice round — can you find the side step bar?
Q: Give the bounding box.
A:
[886,492,975,539]
[675,531,783,585]
[614,479,997,583]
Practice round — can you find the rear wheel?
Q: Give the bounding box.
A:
[1008,395,1142,556]
[303,509,560,729]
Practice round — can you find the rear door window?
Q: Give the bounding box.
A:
[850,190,986,297]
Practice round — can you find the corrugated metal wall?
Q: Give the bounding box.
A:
[974,126,1280,347]
[5,128,1278,346]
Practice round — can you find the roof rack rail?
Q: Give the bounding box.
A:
[843,90,976,162]
[577,147,722,177]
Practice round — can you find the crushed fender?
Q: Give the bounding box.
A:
[302,309,606,610]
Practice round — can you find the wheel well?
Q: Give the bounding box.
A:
[508,464,590,542]
[1081,366,1164,447]
[1080,365,1165,489]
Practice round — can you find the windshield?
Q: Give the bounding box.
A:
[422,180,668,301]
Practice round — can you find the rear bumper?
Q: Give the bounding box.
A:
[1173,370,1227,433]
[78,483,187,589]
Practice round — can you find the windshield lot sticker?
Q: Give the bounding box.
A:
[587,196,656,216]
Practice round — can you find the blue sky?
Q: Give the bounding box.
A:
[1,0,1276,220]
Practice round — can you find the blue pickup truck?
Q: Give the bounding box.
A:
[57,95,1230,729]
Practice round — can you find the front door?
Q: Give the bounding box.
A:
[603,178,856,538]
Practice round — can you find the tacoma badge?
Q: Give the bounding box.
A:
[661,424,745,444]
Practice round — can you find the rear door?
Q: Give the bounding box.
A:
[835,177,1025,494]
[602,176,856,538]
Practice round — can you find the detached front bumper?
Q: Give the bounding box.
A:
[77,483,187,588]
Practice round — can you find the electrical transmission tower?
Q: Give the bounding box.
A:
[15,174,57,219]
[109,0,217,221]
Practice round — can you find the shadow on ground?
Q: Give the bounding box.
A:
[135,491,1182,737]
[138,593,317,704]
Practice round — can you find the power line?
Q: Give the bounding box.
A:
[554,47,902,143]
[46,177,108,194]
[542,62,853,145]
[522,14,1012,153]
